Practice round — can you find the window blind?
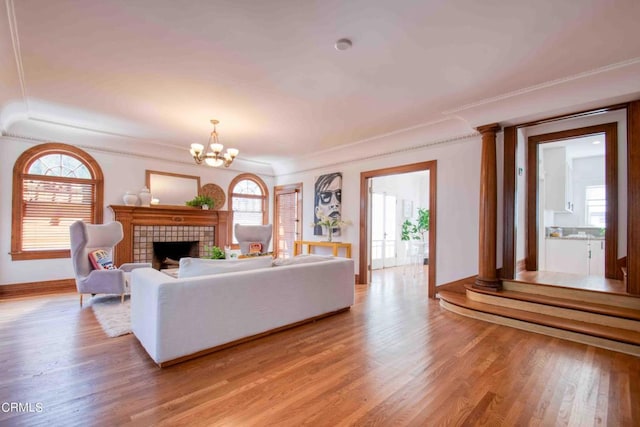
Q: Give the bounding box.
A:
[22,177,94,250]
[276,191,298,258]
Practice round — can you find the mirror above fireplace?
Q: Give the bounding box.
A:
[146,170,201,206]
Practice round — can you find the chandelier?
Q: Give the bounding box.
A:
[189,119,239,167]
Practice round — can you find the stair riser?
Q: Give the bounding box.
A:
[467,290,640,331]
[440,299,640,357]
[503,281,640,310]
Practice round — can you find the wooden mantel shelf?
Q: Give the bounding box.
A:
[109,205,228,266]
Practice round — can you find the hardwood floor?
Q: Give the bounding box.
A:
[517,271,627,294]
[1,267,638,426]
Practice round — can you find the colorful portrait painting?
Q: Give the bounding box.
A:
[314,172,342,237]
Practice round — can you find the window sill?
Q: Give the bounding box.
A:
[10,250,71,261]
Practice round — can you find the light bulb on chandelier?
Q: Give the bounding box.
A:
[189,119,239,167]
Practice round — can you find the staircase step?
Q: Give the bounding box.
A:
[438,290,640,356]
[465,284,640,322]
[503,280,640,310]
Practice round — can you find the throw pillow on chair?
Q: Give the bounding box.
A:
[88,249,116,270]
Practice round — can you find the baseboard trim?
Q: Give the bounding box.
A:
[0,279,75,299]
[435,274,477,294]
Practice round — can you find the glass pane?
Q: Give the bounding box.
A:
[233,179,261,195]
[385,195,396,240]
[371,193,384,241]
[233,196,263,212]
[28,154,91,179]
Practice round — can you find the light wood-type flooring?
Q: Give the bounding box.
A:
[1,267,638,426]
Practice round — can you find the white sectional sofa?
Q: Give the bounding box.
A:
[131,256,355,366]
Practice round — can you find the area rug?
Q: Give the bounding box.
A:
[90,295,132,338]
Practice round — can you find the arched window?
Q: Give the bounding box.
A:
[11,143,104,260]
[228,173,269,244]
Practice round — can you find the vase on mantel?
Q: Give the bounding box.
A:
[327,226,333,242]
[123,191,138,206]
[138,187,152,207]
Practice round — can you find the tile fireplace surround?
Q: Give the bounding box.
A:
[109,205,229,267]
[133,225,214,264]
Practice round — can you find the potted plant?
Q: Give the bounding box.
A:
[400,208,429,264]
[203,245,225,259]
[401,208,429,241]
[313,210,352,242]
[185,195,214,210]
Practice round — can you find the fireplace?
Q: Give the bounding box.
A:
[132,225,214,266]
[109,205,229,267]
[153,241,199,270]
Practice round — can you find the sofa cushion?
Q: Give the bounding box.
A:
[273,254,333,267]
[178,256,273,278]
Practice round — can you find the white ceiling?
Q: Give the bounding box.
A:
[2,0,640,174]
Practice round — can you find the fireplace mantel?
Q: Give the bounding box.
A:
[109,205,228,266]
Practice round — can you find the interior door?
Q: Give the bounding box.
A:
[274,184,302,259]
[371,192,397,269]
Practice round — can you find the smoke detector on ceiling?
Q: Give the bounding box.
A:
[334,38,352,51]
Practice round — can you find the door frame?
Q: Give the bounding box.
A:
[359,160,437,298]
[526,123,618,278]
[502,100,640,295]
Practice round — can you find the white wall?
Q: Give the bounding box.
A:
[275,135,482,287]
[0,136,274,285]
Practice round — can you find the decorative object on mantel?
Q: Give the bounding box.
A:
[189,119,239,167]
[200,183,226,209]
[186,194,214,210]
[312,209,351,242]
[138,186,152,207]
[123,191,139,206]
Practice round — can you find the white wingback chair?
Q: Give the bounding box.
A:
[70,221,151,306]
[234,224,273,255]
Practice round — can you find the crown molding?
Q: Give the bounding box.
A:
[274,131,480,177]
[2,132,275,176]
[443,57,640,115]
[5,0,28,103]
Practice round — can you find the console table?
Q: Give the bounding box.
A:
[293,241,352,258]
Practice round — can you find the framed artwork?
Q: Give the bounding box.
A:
[313,172,342,237]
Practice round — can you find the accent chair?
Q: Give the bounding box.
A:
[69,220,151,306]
[234,224,273,255]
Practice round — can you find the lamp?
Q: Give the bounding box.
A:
[189,119,239,167]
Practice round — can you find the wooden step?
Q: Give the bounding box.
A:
[438,290,640,356]
[465,284,640,322]
[503,280,640,310]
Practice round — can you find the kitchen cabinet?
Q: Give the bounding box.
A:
[588,239,605,276]
[543,146,573,212]
[545,238,604,276]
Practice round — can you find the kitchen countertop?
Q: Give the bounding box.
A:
[546,235,604,240]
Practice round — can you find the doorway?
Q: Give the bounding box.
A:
[526,123,619,279]
[370,192,397,269]
[274,183,302,259]
[359,161,437,298]
[536,135,606,276]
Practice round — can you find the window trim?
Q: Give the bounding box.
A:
[227,173,269,247]
[11,143,104,260]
